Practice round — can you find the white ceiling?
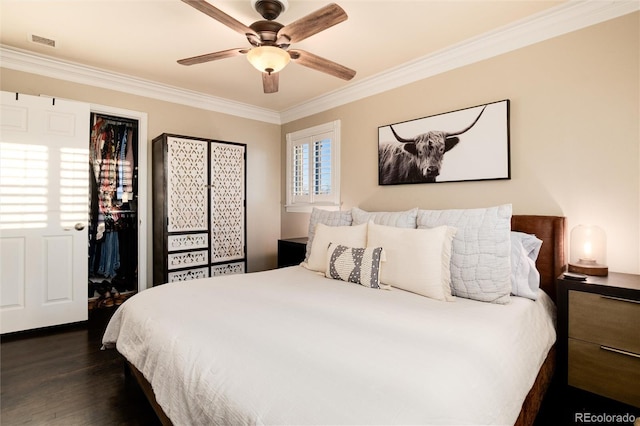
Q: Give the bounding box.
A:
[1,1,637,122]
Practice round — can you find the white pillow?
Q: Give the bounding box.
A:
[367,221,456,301]
[352,207,418,228]
[305,208,353,261]
[510,231,543,300]
[304,222,367,273]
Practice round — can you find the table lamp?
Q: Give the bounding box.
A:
[568,224,608,276]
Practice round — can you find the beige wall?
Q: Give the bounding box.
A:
[0,69,283,283]
[1,12,638,278]
[282,13,640,275]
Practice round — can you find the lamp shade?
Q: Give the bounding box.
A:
[246,46,290,74]
[568,224,608,276]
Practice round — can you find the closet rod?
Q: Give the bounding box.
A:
[92,113,138,127]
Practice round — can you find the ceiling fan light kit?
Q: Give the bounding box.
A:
[247,46,290,74]
[178,0,355,94]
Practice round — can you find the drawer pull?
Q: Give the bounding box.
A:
[600,295,640,304]
[600,345,640,359]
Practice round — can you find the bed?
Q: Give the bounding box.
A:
[102,207,566,425]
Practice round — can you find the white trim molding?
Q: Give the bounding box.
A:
[0,45,281,125]
[1,0,637,124]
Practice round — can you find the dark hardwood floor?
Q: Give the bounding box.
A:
[1,308,160,425]
[2,307,639,425]
[535,378,639,426]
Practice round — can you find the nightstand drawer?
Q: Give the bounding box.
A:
[569,290,640,354]
[569,338,640,408]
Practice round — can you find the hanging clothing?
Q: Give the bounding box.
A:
[91,120,136,217]
[124,128,134,202]
[88,114,138,290]
[97,231,120,278]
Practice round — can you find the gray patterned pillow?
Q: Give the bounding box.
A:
[325,243,388,290]
[305,208,353,261]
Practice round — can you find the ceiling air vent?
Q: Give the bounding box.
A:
[30,34,56,48]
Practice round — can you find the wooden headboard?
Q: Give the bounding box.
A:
[511,215,566,302]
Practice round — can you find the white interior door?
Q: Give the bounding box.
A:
[0,91,89,334]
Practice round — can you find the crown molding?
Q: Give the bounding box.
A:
[280,0,640,123]
[1,1,637,125]
[0,45,282,125]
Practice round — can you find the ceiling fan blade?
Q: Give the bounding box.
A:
[177,48,248,66]
[277,3,347,44]
[289,50,356,81]
[181,0,258,39]
[262,72,279,94]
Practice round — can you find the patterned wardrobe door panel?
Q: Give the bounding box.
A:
[168,267,209,283]
[167,233,208,252]
[210,142,245,263]
[167,250,208,270]
[167,137,208,233]
[211,262,245,276]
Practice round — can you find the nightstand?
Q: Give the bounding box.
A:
[277,237,308,268]
[556,272,640,408]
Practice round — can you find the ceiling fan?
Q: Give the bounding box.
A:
[177,0,356,94]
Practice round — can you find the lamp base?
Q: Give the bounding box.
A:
[568,262,608,276]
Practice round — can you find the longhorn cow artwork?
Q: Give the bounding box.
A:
[378,100,510,185]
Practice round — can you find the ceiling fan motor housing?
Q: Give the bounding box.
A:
[249,20,284,44]
[252,0,288,21]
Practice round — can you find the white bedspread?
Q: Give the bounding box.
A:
[102,266,556,425]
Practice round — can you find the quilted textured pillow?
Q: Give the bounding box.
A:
[305,208,353,261]
[367,221,456,301]
[304,222,367,274]
[325,243,388,289]
[510,231,543,300]
[351,207,418,228]
[416,204,512,304]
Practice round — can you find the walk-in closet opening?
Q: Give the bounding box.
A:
[88,113,139,309]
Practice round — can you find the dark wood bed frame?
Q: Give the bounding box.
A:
[511,215,566,426]
[125,214,566,426]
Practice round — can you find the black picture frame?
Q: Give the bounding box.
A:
[378,99,510,185]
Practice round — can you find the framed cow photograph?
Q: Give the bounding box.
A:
[378,100,510,185]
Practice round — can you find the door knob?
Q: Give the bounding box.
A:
[74,223,85,231]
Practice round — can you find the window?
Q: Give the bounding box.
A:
[286,120,340,213]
